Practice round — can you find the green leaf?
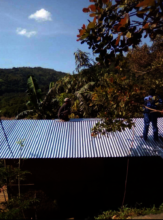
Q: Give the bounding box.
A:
[27,75,42,107]
[27,76,37,96]
[26,101,31,106]
[87,22,95,30]
[80,32,89,40]
[49,82,55,90]
[126,31,131,38]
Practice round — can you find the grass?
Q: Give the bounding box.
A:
[94,203,163,219]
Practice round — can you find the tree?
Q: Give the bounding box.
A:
[15,75,42,119]
[41,66,100,118]
[30,50,112,119]
[77,0,163,135]
[74,49,96,72]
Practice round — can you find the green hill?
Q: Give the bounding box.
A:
[0,67,68,118]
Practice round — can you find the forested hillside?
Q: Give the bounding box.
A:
[0,67,67,117]
[0,67,67,95]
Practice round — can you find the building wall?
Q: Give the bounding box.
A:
[6,157,163,218]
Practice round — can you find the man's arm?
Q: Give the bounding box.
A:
[155,96,163,111]
[62,110,69,115]
[58,104,66,118]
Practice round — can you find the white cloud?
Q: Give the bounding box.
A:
[16,28,37,38]
[28,9,52,22]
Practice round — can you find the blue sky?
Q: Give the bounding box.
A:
[0,0,152,73]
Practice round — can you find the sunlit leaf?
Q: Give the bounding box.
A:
[82,24,86,29]
[79,29,86,37]
[83,8,90,13]
[126,31,131,38]
[143,23,149,29]
[102,0,110,4]
[77,27,88,40]
[97,6,102,12]
[113,13,129,32]
[93,16,97,23]
[80,32,89,40]
[90,13,96,17]
[87,22,95,29]
[136,0,155,8]
[150,23,157,28]
[88,5,97,12]
[115,33,122,45]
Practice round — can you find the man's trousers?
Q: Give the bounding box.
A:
[143,112,158,141]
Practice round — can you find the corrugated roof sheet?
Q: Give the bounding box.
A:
[1,118,163,159]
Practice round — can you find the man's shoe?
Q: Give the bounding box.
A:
[159,136,163,142]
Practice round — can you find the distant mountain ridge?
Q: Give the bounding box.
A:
[0,67,68,117]
[0,67,67,95]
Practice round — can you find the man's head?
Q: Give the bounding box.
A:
[149,88,155,96]
[64,98,71,105]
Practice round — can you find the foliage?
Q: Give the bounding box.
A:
[57,93,74,107]
[95,204,163,219]
[40,63,115,119]
[15,75,43,119]
[0,158,36,219]
[0,196,38,219]
[75,81,96,117]
[74,49,96,72]
[25,43,163,121]
[0,158,57,219]
[69,99,80,119]
[0,161,30,190]
[77,0,163,134]
[0,93,28,118]
[77,0,163,59]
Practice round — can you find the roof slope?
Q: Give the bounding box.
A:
[1,118,163,159]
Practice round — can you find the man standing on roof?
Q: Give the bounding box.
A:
[58,98,71,121]
[143,88,163,141]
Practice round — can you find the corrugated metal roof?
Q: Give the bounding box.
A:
[1,118,163,159]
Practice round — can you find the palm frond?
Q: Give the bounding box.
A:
[15,110,34,120]
[26,75,42,107]
[49,82,55,90]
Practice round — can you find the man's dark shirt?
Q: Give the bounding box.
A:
[58,103,71,119]
[144,95,163,113]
